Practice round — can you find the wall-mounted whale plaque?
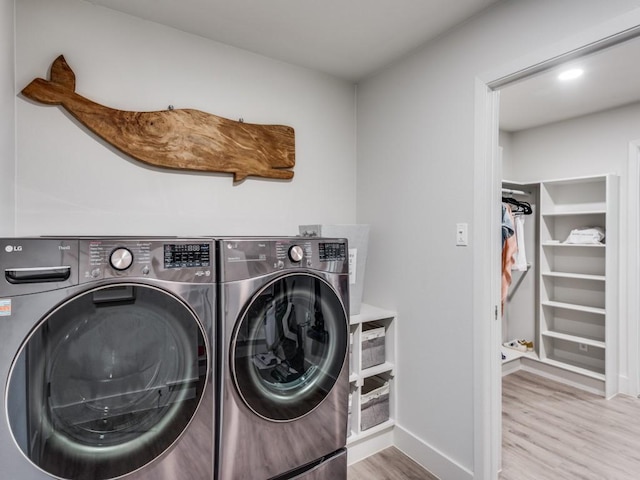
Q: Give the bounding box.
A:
[21,56,295,182]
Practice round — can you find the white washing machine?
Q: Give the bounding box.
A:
[0,238,215,480]
[216,237,349,480]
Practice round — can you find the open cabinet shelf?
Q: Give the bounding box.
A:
[538,174,618,397]
[346,304,396,462]
[541,272,605,281]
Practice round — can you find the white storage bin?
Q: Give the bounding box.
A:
[360,375,389,431]
[361,322,385,369]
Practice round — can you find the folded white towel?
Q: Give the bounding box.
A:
[564,226,605,245]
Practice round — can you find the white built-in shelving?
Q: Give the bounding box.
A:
[346,303,396,463]
[538,174,618,396]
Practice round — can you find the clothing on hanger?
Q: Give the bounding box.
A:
[501,196,533,215]
[512,215,527,271]
[501,204,517,312]
[502,204,515,247]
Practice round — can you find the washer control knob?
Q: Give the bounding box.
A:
[288,245,304,263]
[91,268,101,278]
[110,248,133,271]
[142,265,150,275]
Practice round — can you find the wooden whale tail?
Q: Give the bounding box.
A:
[233,167,294,183]
[21,55,76,105]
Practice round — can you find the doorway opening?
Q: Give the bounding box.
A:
[476,26,640,480]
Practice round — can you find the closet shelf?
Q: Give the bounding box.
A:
[540,358,606,381]
[541,330,605,349]
[541,300,605,315]
[502,348,538,364]
[502,187,530,196]
[541,209,606,216]
[541,242,605,248]
[360,362,396,382]
[541,272,605,281]
[350,304,395,325]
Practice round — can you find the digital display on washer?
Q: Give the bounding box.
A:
[164,243,211,268]
[318,242,347,262]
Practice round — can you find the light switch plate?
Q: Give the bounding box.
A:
[456,223,468,246]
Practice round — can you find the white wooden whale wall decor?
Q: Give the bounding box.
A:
[21,55,296,182]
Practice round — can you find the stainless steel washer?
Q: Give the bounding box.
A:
[216,237,349,480]
[0,238,215,480]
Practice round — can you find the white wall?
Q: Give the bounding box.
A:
[15,0,356,236]
[507,103,639,182]
[0,0,15,236]
[356,1,640,478]
[499,130,514,180]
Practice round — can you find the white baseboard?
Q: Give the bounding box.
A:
[519,357,604,396]
[346,429,393,466]
[617,373,638,398]
[393,425,473,480]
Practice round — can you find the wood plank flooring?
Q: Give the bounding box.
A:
[500,370,640,480]
[349,371,640,479]
[348,447,438,479]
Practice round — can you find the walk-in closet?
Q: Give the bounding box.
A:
[496,33,640,477]
[500,175,618,396]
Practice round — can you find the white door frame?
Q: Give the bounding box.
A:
[627,140,640,397]
[473,14,640,480]
[472,79,501,480]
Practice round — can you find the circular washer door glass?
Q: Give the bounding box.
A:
[231,273,348,421]
[6,284,208,480]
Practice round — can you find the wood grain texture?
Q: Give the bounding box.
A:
[501,370,640,480]
[21,56,295,182]
[349,372,640,480]
[348,447,439,480]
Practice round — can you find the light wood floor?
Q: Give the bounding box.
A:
[500,370,640,479]
[349,371,640,479]
[348,446,438,479]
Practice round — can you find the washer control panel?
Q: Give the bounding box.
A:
[79,239,214,283]
[220,237,348,282]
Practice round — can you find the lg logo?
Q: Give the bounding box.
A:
[4,245,23,253]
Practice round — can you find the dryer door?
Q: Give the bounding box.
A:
[6,284,209,480]
[231,273,348,421]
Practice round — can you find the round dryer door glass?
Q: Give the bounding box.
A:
[231,273,348,421]
[5,284,209,480]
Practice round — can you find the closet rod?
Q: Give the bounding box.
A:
[501,187,530,196]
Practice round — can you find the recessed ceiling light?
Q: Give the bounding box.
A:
[558,68,584,81]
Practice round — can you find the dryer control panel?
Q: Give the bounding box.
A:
[79,239,214,284]
[219,237,348,282]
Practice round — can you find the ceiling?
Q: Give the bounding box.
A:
[499,34,640,132]
[88,0,640,132]
[88,0,500,82]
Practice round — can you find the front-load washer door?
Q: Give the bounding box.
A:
[5,284,209,480]
[231,273,348,421]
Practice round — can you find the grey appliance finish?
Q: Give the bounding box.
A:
[282,448,347,480]
[0,238,215,480]
[217,237,349,480]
